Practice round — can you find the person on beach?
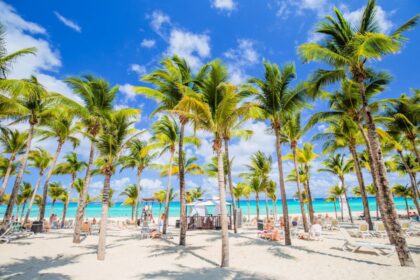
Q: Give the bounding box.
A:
[92,217,97,225]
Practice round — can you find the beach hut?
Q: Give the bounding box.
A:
[185,199,233,230]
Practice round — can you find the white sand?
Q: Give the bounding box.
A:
[1,221,420,280]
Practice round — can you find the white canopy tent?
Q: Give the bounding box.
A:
[186,200,231,217]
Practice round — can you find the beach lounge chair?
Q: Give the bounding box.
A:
[356,223,373,239]
[80,222,91,235]
[328,219,340,230]
[400,221,419,237]
[0,223,34,243]
[140,224,150,239]
[340,228,395,256]
[374,222,387,238]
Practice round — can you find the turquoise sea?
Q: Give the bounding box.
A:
[0,197,417,220]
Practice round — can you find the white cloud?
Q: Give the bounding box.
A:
[224,39,259,85]
[166,29,211,71]
[344,5,393,34]
[119,83,137,100]
[141,39,156,48]
[140,178,164,193]
[36,74,83,104]
[0,1,46,34]
[212,0,236,11]
[54,11,81,32]
[130,64,146,75]
[149,10,171,37]
[272,0,329,19]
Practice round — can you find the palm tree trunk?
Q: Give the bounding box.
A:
[274,125,291,245]
[409,138,420,164]
[358,79,414,267]
[397,150,420,214]
[16,205,20,220]
[224,139,237,234]
[0,153,16,201]
[24,171,44,224]
[341,177,353,223]
[376,201,379,220]
[61,174,75,228]
[162,149,174,234]
[247,198,250,223]
[215,142,229,267]
[349,143,373,230]
[73,140,95,244]
[339,197,344,221]
[134,168,143,224]
[20,200,27,223]
[131,205,134,221]
[255,193,260,221]
[97,170,111,261]
[264,191,269,221]
[39,141,63,221]
[51,200,56,215]
[404,197,409,218]
[292,144,309,231]
[179,121,187,246]
[4,124,35,223]
[304,164,315,224]
[333,199,338,220]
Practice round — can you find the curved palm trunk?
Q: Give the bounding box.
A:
[73,141,95,243]
[264,191,269,221]
[19,201,26,223]
[340,177,353,223]
[274,125,291,245]
[50,200,56,215]
[304,164,315,224]
[404,197,409,218]
[224,139,237,234]
[134,168,143,224]
[0,153,16,201]
[162,149,174,234]
[24,171,44,223]
[4,124,35,223]
[179,122,187,246]
[255,193,260,221]
[97,170,112,261]
[39,141,63,220]
[215,143,229,267]
[349,142,372,230]
[339,196,344,221]
[358,79,414,267]
[333,199,338,220]
[292,144,309,231]
[397,150,420,214]
[61,174,75,228]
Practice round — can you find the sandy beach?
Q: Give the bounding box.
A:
[1,220,420,280]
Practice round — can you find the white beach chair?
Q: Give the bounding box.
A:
[356,223,373,239]
[328,219,340,230]
[340,228,395,256]
[374,222,387,238]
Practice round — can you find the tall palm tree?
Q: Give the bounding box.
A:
[95,109,139,261]
[241,182,251,223]
[0,157,18,185]
[249,176,264,221]
[233,184,245,209]
[0,76,63,222]
[135,55,209,246]
[120,140,157,223]
[266,180,277,221]
[153,190,166,223]
[73,178,96,207]
[391,184,412,218]
[18,182,32,222]
[325,195,339,220]
[65,75,118,243]
[249,61,307,245]
[53,152,87,227]
[0,23,36,79]
[319,154,354,222]
[282,113,309,232]
[312,117,373,229]
[298,0,419,266]
[59,190,69,224]
[37,107,81,220]
[24,147,52,223]
[120,184,138,221]
[159,154,203,177]
[190,187,205,201]
[48,182,64,215]
[328,185,345,221]
[0,129,27,200]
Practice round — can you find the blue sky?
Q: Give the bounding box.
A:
[1,0,419,202]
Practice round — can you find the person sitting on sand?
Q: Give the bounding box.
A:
[92,217,97,225]
[149,228,161,239]
[298,219,323,241]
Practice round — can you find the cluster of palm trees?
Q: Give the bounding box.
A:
[0,0,418,268]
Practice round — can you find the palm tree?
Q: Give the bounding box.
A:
[135,55,208,246]
[73,178,96,207]
[59,190,69,224]
[153,190,166,224]
[37,107,81,220]
[120,184,138,221]
[53,152,88,227]
[48,182,64,215]
[159,154,203,177]
[0,157,18,186]
[95,109,139,261]
[24,147,52,223]
[249,61,307,245]
[266,180,277,221]
[0,76,63,222]
[325,195,338,220]
[328,185,345,221]
[0,129,27,200]
[0,23,36,79]
[18,182,32,222]
[282,113,309,232]
[65,75,118,244]
[391,184,412,218]
[190,187,205,201]
[249,176,264,221]
[233,184,245,209]
[319,154,354,222]
[366,183,379,220]
[312,117,373,230]
[241,183,251,223]
[298,0,419,266]
[120,140,157,223]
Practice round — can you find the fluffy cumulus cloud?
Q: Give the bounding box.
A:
[212,0,236,12]
[167,29,211,71]
[224,39,259,84]
[149,10,171,37]
[343,5,393,34]
[129,63,146,75]
[119,83,137,100]
[54,11,81,32]
[140,38,156,48]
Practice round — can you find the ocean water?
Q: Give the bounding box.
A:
[0,197,416,220]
